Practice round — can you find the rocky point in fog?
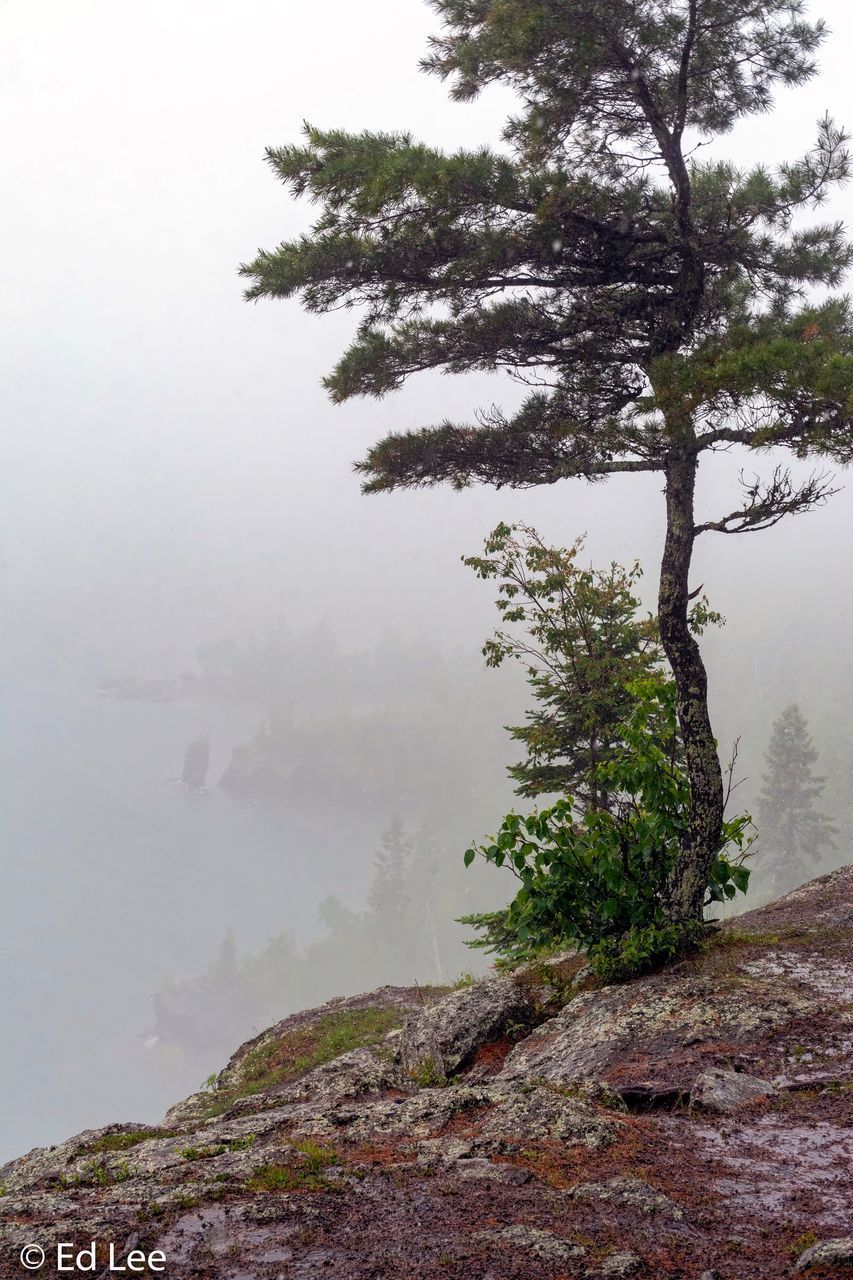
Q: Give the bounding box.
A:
[2,866,851,1280]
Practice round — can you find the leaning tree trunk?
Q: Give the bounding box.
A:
[658,448,725,924]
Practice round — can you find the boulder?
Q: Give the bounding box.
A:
[562,1175,684,1221]
[480,1081,619,1149]
[496,969,817,1103]
[396,974,536,1078]
[689,1067,777,1113]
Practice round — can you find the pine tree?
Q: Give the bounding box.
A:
[242,0,853,928]
[465,522,667,808]
[367,814,412,950]
[757,704,835,895]
[210,927,239,983]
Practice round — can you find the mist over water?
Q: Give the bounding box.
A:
[2,0,851,1164]
[0,679,382,1160]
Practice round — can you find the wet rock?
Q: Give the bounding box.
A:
[594,1259,640,1280]
[689,1113,853,1231]
[415,1136,477,1164]
[690,1067,777,1113]
[498,967,814,1101]
[481,1081,619,1149]
[596,1253,645,1277]
[475,1224,585,1261]
[271,1044,406,1106]
[562,1175,684,1221]
[795,1236,853,1270]
[0,1124,177,1196]
[397,975,536,1078]
[736,864,853,933]
[452,1157,532,1184]
[286,1082,494,1140]
[165,986,424,1125]
[1,867,851,1280]
[151,1199,316,1271]
[740,952,853,1002]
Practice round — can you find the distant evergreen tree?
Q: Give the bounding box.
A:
[367,817,461,982]
[368,815,411,925]
[211,927,236,971]
[366,815,422,966]
[757,704,835,895]
[407,821,453,983]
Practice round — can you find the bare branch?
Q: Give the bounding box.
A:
[695,466,839,535]
[723,737,745,813]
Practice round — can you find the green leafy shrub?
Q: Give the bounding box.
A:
[461,681,752,979]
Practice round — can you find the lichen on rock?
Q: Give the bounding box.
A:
[396,972,540,1078]
[795,1235,853,1271]
[689,1067,777,1113]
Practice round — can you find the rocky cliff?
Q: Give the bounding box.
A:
[2,868,852,1279]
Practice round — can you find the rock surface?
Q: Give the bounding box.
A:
[1,867,852,1279]
[689,1067,777,1113]
[397,972,540,1077]
[795,1238,853,1271]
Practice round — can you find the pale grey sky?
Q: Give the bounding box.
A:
[0,0,850,682]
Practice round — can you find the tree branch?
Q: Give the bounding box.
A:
[674,0,699,142]
[695,466,839,535]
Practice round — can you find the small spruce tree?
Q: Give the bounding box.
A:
[757,704,835,895]
[465,522,667,809]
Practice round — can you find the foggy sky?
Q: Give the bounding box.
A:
[1,0,850,683]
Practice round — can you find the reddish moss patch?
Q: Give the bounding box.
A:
[466,1036,516,1075]
[343,1138,417,1170]
[434,1102,499,1142]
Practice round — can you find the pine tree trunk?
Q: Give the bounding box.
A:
[658,449,725,924]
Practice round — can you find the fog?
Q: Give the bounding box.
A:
[1,0,851,1163]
